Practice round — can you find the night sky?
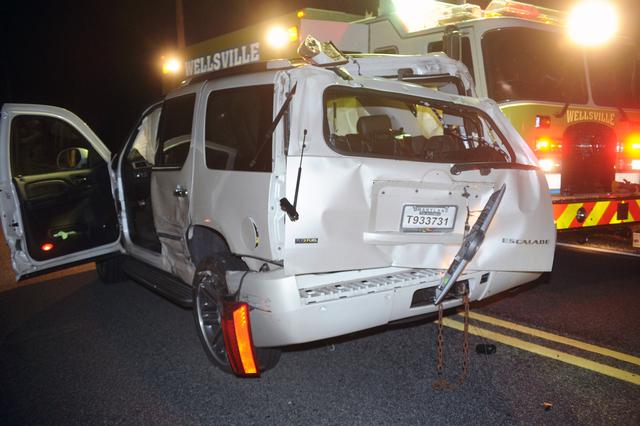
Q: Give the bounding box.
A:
[2,0,638,151]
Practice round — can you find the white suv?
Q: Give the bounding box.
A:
[0,53,555,376]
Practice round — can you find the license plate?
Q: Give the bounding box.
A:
[401,205,457,232]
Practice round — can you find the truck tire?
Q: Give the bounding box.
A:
[95,256,126,283]
[192,256,281,374]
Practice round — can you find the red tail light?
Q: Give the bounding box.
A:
[221,301,260,377]
[41,243,54,252]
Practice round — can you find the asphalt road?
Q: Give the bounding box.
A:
[1,247,639,425]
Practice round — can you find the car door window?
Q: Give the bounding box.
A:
[205,85,274,172]
[11,116,101,176]
[156,93,196,168]
[128,108,161,165]
[9,115,118,261]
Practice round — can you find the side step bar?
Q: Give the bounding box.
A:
[121,257,193,308]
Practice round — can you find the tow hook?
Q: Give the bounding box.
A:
[434,184,506,304]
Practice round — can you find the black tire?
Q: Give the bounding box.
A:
[192,256,281,374]
[95,256,127,283]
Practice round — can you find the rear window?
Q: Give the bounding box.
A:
[324,86,513,164]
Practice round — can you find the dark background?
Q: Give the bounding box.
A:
[1,0,638,151]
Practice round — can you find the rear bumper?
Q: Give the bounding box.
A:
[229,267,540,347]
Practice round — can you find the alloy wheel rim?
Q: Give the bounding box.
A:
[195,271,229,366]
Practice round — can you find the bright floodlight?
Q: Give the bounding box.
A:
[392,0,444,33]
[162,57,181,74]
[267,26,289,48]
[538,158,557,172]
[567,0,618,47]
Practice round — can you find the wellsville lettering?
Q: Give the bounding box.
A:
[566,109,616,127]
[185,42,260,77]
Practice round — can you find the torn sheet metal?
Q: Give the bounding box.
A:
[281,66,555,277]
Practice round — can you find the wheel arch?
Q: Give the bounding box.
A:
[187,225,231,268]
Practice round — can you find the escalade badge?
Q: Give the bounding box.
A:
[502,238,550,245]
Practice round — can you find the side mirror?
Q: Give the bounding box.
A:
[442,25,462,61]
[56,147,89,170]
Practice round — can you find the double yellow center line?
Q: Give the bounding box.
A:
[443,311,640,385]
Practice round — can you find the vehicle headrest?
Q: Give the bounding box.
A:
[357,115,391,138]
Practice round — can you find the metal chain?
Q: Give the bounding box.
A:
[460,293,470,385]
[432,292,471,391]
[436,302,445,374]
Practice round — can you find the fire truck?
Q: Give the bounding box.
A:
[164,0,640,233]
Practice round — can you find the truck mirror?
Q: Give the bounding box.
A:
[442,25,462,61]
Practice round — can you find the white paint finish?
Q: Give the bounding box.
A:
[189,72,283,270]
[242,265,496,347]
[0,104,121,279]
[281,67,553,276]
[150,85,202,283]
[151,170,195,283]
[342,53,476,96]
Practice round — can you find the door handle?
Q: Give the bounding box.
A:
[173,185,188,198]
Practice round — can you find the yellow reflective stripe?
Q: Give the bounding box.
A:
[465,312,640,367]
[556,203,582,229]
[442,318,640,385]
[624,200,640,223]
[585,201,609,226]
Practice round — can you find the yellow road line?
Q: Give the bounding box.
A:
[442,318,640,385]
[464,311,640,367]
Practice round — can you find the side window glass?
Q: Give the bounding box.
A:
[427,38,475,80]
[128,108,161,165]
[205,85,274,172]
[10,115,103,176]
[156,93,196,167]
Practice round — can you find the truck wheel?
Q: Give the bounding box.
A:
[192,257,281,374]
[95,256,126,283]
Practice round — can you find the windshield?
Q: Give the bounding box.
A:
[587,42,640,108]
[482,27,588,104]
[324,86,512,164]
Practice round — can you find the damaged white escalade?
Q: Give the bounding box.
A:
[0,44,555,376]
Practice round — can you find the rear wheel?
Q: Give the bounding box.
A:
[192,257,280,374]
[95,256,126,283]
